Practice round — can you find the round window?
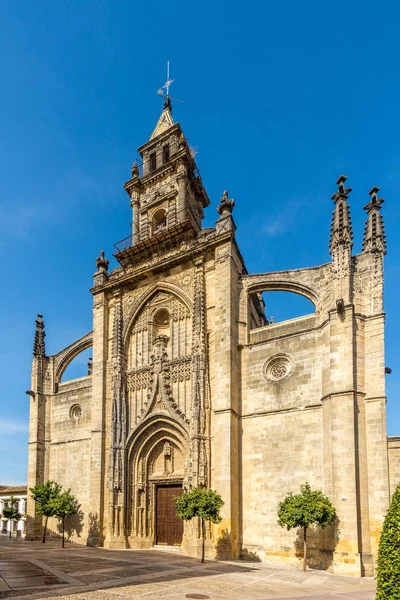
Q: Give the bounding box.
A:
[263,354,293,383]
[70,404,82,421]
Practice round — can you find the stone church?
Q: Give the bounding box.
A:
[27,96,398,577]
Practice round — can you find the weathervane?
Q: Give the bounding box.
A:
[157,61,182,111]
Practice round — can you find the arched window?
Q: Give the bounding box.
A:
[162,144,170,163]
[149,152,157,172]
[152,208,167,235]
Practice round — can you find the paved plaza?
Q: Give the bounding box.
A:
[0,535,376,600]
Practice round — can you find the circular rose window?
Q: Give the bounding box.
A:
[70,404,82,421]
[263,354,293,383]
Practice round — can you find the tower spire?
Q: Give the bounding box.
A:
[362,186,387,254]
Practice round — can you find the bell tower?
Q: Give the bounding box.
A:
[115,97,210,267]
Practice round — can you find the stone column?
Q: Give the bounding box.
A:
[130,193,140,244]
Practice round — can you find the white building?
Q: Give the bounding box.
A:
[0,485,27,537]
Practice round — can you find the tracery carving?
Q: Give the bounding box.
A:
[127,288,193,428]
[263,354,293,384]
[167,357,191,383]
[107,293,129,538]
[127,368,151,392]
[125,266,211,540]
[172,298,190,322]
[122,282,193,341]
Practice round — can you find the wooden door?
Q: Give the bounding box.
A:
[156,484,183,546]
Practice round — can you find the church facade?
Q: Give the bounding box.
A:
[27,100,397,577]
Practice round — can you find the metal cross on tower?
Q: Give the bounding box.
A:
[157,62,181,111]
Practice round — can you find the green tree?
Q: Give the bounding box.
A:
[376,484,400,599]
[50,489,79,548]
[175,487,224,563]
[277,482,337,572]
[30,480,62,543]
[2,496,22,539]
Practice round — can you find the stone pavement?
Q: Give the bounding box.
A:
[0,535,376,600]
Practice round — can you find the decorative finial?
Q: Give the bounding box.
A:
[364,186,384,214]
[33,313,46,358]
[329,175,353,255]
[131,161,139,178]
[217,190,235,216]
[331,175,352,202]
[362,185,386,254]
[87,356,93,376]
[96,250,109,273]
[163,95,172,112]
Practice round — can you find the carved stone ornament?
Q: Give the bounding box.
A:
[70,404,82,421]
[263,354,293,383]
[131,160,139,178]
[217,190,235,217]
[96,250,109,273]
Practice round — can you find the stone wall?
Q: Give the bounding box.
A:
[388,436,400,496]
[241,314,330,566]
[45,376,92,542]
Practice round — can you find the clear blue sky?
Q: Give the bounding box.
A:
[1,0,399,484]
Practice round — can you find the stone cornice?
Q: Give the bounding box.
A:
[91,229,236,295]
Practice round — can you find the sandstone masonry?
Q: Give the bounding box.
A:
[27,101,394,577]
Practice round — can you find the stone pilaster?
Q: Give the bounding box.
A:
[88,289,108,546]
[105,291,128,549]
[211,239,241,560]
[321,303,364,576]
[26,315,49,540]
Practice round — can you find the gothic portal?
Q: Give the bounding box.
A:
[27,97,398,576]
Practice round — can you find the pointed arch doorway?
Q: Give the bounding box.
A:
[127,416,189,549]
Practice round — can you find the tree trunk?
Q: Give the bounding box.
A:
[62,517,65,548]
[201,518,205,563]
[9,520,11,539]
[303,526,307,572]
[42,516,48,543]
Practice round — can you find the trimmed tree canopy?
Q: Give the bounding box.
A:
[278,482,336,531]
[2,496,21,522]
[277,482,337,571]
[50,489,79,548]
[175,487,223,524]
[30,480,64,543]
[30,481,62,517]
[376,484,400,599]
[175,487,224,563]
